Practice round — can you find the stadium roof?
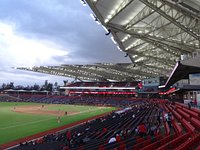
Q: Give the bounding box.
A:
[17,0,200,81]
[161,53,200,88]
[17,63,160,81]
[86,0,200,74]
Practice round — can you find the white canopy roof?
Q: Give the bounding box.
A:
[86,0,200,77]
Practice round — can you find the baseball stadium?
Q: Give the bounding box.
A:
[0,101,116,145]
[1,0,200,150]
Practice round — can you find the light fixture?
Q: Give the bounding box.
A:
[80,0,86,6]
[105,29,111,35]
[111,36,116,44]
[90,14,100,25]
[117,46,122,51]
[124,53,129,57]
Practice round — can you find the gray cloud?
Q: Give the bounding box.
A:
[0,0,130,85]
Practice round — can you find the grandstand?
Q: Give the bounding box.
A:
[1,94,200,150]
[1,0,200,149]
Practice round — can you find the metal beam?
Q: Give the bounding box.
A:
[139,0,199,40]
[96,63,157,78]
[125,5,156,29]
[107,23,189,54]
[127,43,180,59]
[106,0,134,23]
[128,50,174,66]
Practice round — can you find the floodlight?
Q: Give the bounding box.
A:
[124,53,129,57]
[80,0,86,6]
[105,29,111,35]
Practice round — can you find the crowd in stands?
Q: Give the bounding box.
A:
[0,94,20,101]
[66,82,138,88]
[0,94,143,108]
[0,94,200,149]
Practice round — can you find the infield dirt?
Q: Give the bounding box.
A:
[12,105,79,116]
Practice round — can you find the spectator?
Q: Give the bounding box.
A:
[164,112,172,128]
[102,127,107,133]
[157,114,161,125]
[190,101,194,107]
[69,139,75,148]
[132,114,135,119]
[66,131,71,141]
[188,102,191,110]
[194,98,197,108]
[150,123,158,136]
[82,135,90,143]
[159,107,163,114]
[171,99,175,105]
[137,123,147,137]
[116,134,121,142]
[108,136,116,143]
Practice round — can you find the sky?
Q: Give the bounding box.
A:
[0,0,130,86]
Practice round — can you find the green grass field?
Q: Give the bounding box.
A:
[0,102,116,145]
